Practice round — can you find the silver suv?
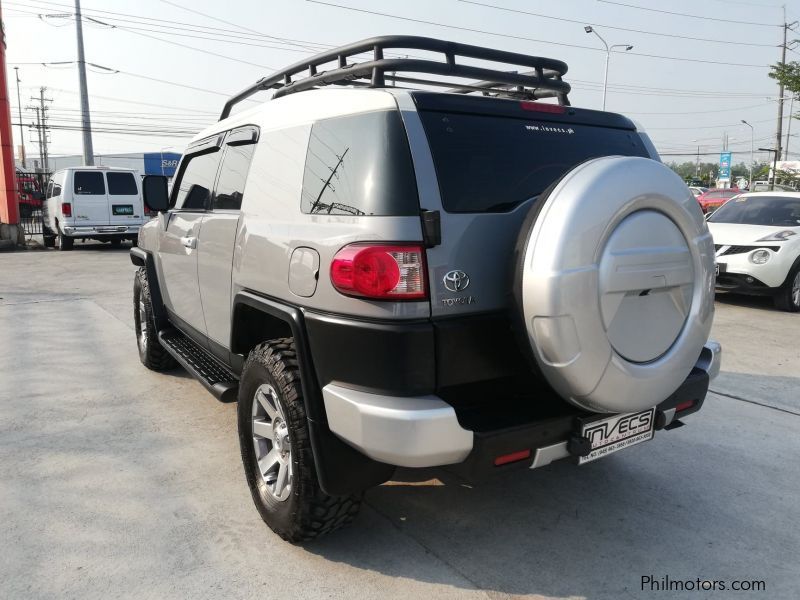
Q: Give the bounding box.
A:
[130,36,721,542]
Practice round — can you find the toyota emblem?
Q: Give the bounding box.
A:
[443,270,470,292]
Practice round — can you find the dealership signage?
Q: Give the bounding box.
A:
[718,152,732,180]
[143,152,182,177]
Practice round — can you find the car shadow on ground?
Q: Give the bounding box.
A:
[302,383,799,598]
[715,292,780,312]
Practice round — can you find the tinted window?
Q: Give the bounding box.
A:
[419,111,649,213]
[173,149,221,210]
[74,171,105,195]
[301,111,418,216]
[107,172,138,195]
[709,195,800,226]
[214,142,256,210]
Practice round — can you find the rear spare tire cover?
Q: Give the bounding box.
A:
[517,156,714,414]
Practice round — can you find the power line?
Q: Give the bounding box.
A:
[457,0,779,47]
[305,1,770,68]
[596,0,781,27]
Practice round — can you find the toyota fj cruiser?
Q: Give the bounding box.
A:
[130,36,721,542]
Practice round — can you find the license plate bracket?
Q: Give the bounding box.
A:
[577,408,655,465]
[112,204,134,216]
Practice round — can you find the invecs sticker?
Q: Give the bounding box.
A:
[525,124,575,135]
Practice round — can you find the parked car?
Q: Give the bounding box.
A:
[688,186,707,198]
[130,36,721,542]
[709,192,800,311]
[750,181,796,193]
[696,188,740,214]
[42,166,146,250]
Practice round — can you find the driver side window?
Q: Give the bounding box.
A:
[173,149,222,210]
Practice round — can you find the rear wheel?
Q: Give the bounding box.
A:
[774,268,800,312]
[43,235,56,248]
[58,234,73,251]
[238,339,361,542]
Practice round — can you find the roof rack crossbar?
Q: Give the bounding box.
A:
[219,35,570,120]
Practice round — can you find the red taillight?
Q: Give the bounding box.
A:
[330,243,427,300]
[494,449,532,466]
[676,400,695,412]
[61,202,72,217]
[520,101,566,114]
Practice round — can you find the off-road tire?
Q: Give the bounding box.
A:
[133,268,177,370]
[774,266,800,312]
[238,339,361,542]
[59,233,73,251]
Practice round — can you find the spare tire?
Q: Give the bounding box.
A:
[515,156,715,414]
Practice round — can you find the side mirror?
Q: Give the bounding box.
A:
[142,175,169,212]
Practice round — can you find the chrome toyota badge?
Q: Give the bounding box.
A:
[443,270,470,292]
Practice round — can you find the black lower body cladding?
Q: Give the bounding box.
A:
[303,310,532,395]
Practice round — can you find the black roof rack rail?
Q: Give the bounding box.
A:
[219,35,570,120]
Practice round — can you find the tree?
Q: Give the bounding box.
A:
[769,61,800,94]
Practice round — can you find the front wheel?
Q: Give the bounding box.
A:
[238,339,361,542]
[774,268,800,312]
[133,268,177,370]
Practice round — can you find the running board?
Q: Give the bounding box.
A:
[158,329,239,402]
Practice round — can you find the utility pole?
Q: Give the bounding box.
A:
[74,0,94,165]
[30,88,51,173]
[785,92,795,160]
[775,7,798,187]
[13,67,25,168]
[29,106,42,170]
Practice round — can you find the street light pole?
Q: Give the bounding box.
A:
[584,25,633,111]
[13,67,25,168]
[741,120,754,189]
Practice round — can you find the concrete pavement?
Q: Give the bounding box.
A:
[1,244,798,599]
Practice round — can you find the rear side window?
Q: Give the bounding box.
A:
[47,180,62,199]
[173,149,221,210]
[301,111,418,216]
[213,142,256,210]
[74,171,105,195]
[107,172,138,195]
[419,111,649,213]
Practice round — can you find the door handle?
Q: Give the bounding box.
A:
[180,236,197,249]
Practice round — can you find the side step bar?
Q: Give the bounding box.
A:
[158,329,239,402]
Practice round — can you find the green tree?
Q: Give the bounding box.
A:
[769,61,800,93]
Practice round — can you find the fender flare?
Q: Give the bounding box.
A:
[232,291,395,495]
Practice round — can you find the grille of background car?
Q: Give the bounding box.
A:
[719,245,780,255]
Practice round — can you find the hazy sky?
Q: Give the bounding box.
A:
[3,0,798,165]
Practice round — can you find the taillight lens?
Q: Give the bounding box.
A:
[61,202,72,217]
[330,243,427,300]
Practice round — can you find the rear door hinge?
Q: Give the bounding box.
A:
[420,209,441,248]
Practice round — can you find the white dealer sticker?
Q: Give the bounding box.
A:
[578,408,656,465]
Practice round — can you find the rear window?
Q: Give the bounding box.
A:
[301,111,418,216]
[73,171,105,195]
[419,111,649,213]
[709,195,800,226]
[107,172,138,195]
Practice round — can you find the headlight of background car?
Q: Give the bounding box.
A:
[750,249,771,264]
[756,230,796,242]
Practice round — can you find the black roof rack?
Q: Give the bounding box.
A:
[219,35,570,120]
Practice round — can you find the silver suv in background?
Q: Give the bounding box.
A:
[130,36,721,542]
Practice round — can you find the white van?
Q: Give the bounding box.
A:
[42,166,147,250]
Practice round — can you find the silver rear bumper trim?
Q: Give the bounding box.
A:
[322,384,473,468]
[697,340,722,381]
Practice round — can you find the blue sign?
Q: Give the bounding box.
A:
[144,152,182,177]
[719,152,732,180]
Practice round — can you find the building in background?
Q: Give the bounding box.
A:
[16,151,182,178]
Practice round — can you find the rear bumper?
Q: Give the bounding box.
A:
[62,225,141,238]
[323,341,721,471]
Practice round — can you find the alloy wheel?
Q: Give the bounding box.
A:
[251,384,293,501]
